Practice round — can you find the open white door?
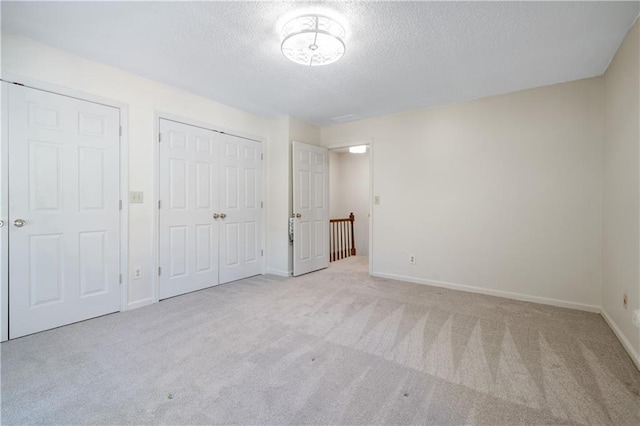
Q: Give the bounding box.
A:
[292,141,329,276]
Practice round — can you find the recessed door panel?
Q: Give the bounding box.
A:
[314,221,326,258]
[169,130,187,151]
[79,231,107,297]
[29,141,61,211]
[225,165,239,209]
[300,222,311,261]
[78,112,106,137]
[314,172,325,208]
[78,148,105,210]
[244,168,257,209]
[224,223,239,267]
[169,159,188,210]
[299,170,311,210]
[9,84,121,338]
[196,162,212,209]
[245,221,257,263]
[195,224,213,273]
[29,234,64,307]
[29,102,61,130]
[169,226,188,278]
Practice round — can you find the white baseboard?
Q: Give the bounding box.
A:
[265,268,292,277]
[370,271,601,313]
[126,297,154,311]
[600,309,640,370]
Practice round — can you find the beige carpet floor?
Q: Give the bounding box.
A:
[1,256,639,425]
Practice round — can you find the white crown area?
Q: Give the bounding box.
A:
[281,15,346,66]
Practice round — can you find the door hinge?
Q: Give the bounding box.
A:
[119,200,122,210]
[158,200,161,209]
[119,274,122,284]
[158,267,162,276]
[158,133,162,143]
[261,201,263,208]
[119,126,122,137]
[261,249,264,257]
[261,153,264,160]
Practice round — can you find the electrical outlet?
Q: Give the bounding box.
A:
[409,254,416,264]
[623,293,628,309]
[133,267,143,280]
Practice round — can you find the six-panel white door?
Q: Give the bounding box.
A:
[158,120,263,299]
[292,141,329,276]
[158,119,219,299]
[8,84,121,338]
[218,133,263,284]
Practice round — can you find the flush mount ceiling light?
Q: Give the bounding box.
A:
[349,145,367,154]
[281,15,346,66]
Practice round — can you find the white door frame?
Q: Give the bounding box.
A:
[152,112,266,303]
[323,138,374,276]
[0,73,129,341]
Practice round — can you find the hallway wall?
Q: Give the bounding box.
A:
[329,150,370,256]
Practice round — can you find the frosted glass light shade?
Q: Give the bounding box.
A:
[281,15,346,66]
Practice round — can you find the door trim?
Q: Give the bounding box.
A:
[0,73,129,341]
[152,111,266,303]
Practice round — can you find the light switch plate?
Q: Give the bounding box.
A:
[374,195,381,205]
[130,191,144,204]
[633,309,640,328]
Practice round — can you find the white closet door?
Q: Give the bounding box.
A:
[292,141,329,276]
[158,119,219,299]
[218,133,263,284]
[8,84,121,338]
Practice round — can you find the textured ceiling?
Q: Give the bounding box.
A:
[2,1,638,126]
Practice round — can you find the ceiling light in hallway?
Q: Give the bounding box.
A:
[349,145,367,154]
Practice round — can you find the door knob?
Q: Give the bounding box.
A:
[220,213,226,219]
[213,213,220,219]
[0,220,4,228]
[295,213,301,218]
[13,219,26,227]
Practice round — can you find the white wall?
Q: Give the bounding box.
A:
[1,34,278,308]
[322,77,604,311]
[602,19,640,367]
[329,151,370,256]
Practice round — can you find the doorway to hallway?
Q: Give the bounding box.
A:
[328,144,371,263]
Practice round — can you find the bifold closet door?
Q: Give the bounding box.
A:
[7,84,121,338]
[218,134,263,284]
[158,119,219,300]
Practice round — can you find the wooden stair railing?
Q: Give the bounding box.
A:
[330,213,356,262]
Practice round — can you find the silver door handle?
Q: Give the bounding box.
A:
[0,220,4,228]
[13,219,26,227]
[220,213,226,219]
[213,213,220,219]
